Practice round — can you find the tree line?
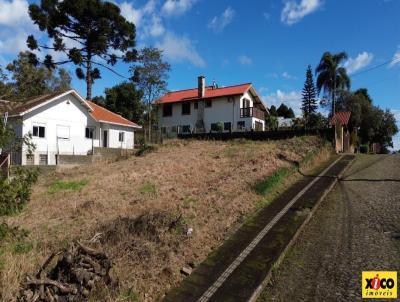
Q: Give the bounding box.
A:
[267,51,398,152]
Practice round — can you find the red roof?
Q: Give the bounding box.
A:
[86,101,141,128]
[156,83,252,104]
[330,111,351,126]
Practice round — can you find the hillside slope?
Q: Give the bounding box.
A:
[2,137,330,301]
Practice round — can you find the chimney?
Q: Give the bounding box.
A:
[198,76,205,98]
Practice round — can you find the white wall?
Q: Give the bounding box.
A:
[21,94,98,165]
[100,123,134,149]
[19,94,136,165]
[158,92,265,133]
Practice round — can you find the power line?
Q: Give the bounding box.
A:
[351,57,400,77]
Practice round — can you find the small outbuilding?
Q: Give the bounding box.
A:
[330,111,352,153]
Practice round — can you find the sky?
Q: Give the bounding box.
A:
[0,0,400,149]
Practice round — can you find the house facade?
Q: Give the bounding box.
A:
[0,90,141,165]
[155,76,267,135]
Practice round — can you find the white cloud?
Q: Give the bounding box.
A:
[162,0,197,17]
[156,31,205,67]
[263,12,271,20]
[282,71,297,79]
[0,0,40,58]
[237,55,252,66]
[120,0,156,27]
[389,49,400,68]
[0,0,30,25]
[281,0,322,25]
[144,14,166,37]
[344,51,374,74]
[208,7,235,33]
[263,90,302,116]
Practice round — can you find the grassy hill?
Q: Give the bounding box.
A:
[2,136,331,301]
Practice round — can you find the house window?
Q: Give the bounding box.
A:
[118,132,125,142]
[181,125,191,133]
[237,121,245,130]
[163,104,173,117]
[211,123,218,131]
[39,154,47,165]
[224,122,231,131]
[161,127,167,134]
[205,100,212,108]
[26,154,34,165]
[85,127,95,139]
[194,101,198,109]
[56,125,70,139]
[32,125,45,138]
[182,102,191,115]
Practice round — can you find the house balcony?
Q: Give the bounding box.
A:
[240,107,265,120]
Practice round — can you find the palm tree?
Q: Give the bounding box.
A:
[315,52,351,115]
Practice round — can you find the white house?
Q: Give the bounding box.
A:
[0,90,141,165]
[155,76,268,134]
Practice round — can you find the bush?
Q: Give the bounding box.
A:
[136,143,157,157]
[360,144,369,153]
[0,167,38,216]
[360,144,369,154]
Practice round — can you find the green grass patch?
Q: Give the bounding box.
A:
[49,179,88,193]
[137,182,156,195]
[183,196,197,208]
[11,241,33,254]
[254,167,294,196]
[118,288,141,302]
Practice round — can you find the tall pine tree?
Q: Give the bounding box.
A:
[301,65,318,121]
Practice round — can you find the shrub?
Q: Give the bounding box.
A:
[0,167,38,216]
[360,144,369,154]
[136,143,157,157]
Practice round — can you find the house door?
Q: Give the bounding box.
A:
[103,130,108,148]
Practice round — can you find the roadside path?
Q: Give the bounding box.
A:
[258,154,400,302]
[164,154,354,302]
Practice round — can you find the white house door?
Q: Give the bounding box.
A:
[103,130,108,148]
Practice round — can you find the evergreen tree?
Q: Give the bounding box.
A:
[27,0,137,100]
[269,105,278,116]
[277,103,289,117]
[301,65,318,121]
[287,108,295,118]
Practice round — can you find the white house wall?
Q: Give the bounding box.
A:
[158,92,265,133]
[19,94,136,166]
[100,123,134,149]
[22,94,99,165]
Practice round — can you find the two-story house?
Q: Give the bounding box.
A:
[155,76,267,134]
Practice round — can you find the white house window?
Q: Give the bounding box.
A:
[163,104,173,117]
[181,125,191,133]
[39,154,48,165]
[85,127,95,139]
[224,122,231,131]
[119,131,125,142]
[237,121,245,130]
[33,125,45,138]
[56,125,70,139]
[205,100,212,108]
[182,102,191,115]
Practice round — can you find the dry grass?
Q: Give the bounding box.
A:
[1,137,331,301]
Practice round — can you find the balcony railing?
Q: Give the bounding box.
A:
[240,107,265,120]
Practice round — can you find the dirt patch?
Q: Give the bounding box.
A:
[2,137,330,301]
